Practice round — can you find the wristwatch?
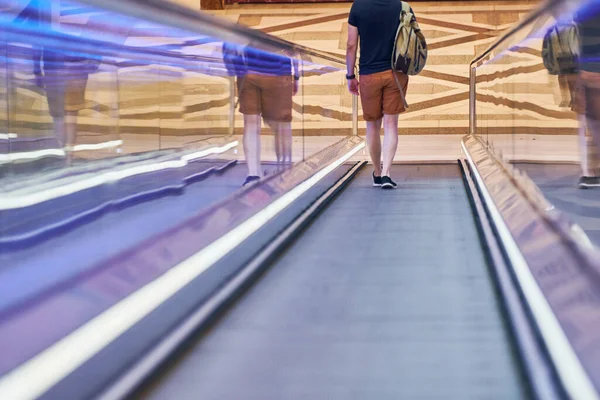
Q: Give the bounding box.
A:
[293,75,300,81]
[346,74,356,80]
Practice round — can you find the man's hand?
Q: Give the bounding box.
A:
[348,78,359,96]
[293,79,299,96]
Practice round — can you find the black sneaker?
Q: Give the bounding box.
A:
[373,172,382,187]
[243,175,261,186]
[578,176,600,189]
[381,176,397,189]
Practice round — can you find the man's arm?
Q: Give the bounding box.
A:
[346,24,359,95]
[346,24,358,77]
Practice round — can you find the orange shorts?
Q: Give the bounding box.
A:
[575,71,600,120]
[238,74,293,122]
[45,69,89,118]
[359,70,409,121]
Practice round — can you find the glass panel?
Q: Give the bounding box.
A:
[227,45,303,178]
[0,0,357,378]
[472,0,600,248]
[300,52,354,150]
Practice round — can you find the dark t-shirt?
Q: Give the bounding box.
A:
[223,43,293,77]
[576,6,600,73]
[348,0,414,75]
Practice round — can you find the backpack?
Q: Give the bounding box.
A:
[392,1,427,76]
[391,1,427,109]
[542,22,579,75]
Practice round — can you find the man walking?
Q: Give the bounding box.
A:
[574,4,600,188]
[11,0,101,150]
[223,44,299,186]
[346,0,412,189]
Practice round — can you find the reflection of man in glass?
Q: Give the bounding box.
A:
[13,0,97,150]
[575,4,600,188]
[223,44,299,186]
[43,51,97,150]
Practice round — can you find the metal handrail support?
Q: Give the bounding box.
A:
[469,67,476,136]
[228,76,236,136]
[352,95,358,136]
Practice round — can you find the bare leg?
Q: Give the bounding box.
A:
[366,118,382,176]
[587,117,600,177]
[586,83,600,177]
[579,115,591,176]
[53,117,66,148]
[266,119,293,170]
[265,119,282,166]
[243,114,262,177]
[65,112,80,165]
[65,112,78,148]
[280,121,292,165]
[382,113,399,177]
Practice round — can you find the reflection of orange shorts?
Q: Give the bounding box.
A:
[359,70,408,121]
[238,74,293,122]
[575,71,600,120]
[45,69,89,118]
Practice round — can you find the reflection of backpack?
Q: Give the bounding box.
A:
[542,23,579,75]
[392,1,427,76]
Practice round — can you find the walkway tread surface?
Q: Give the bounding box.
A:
[141,164,526,400]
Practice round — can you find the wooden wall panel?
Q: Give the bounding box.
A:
[202,0,224,9]
[167,0,202,10]
[227,0,351,3]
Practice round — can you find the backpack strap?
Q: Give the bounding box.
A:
[393,70,409,110]
[392,1,410,109]
[390,1,411,109]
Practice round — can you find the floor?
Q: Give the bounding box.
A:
[140,165,527,400]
